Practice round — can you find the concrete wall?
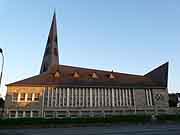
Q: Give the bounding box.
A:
[152,88,169,108]
[4,86,44,117]
[4,86,169,118]
[134,89,146,108]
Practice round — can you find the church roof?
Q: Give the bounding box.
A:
[7,64,168,88]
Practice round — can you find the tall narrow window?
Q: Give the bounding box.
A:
[44,89,48,107]
[27,93,33,101]
[130,89,134,106]
[20,93,25,101]
[34,93,40,101]
[32,111,39,118]
[145,89,153,106]
[12,93,18,102]
[53,89,56,106]
[150,90,154,105]
[25,111,31,118]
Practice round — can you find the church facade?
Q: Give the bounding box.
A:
[4,14,169,118]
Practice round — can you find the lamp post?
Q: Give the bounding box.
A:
[0,48,4,87]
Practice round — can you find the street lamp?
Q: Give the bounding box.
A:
[0,48,4,87]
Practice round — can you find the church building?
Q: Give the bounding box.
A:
[4,13,169,118]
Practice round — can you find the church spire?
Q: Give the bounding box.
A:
[40,12,59,74]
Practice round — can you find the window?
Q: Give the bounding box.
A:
[34,93,40,101]
[27,93,33,101]
[18,111,23,118]
[54,71,60,78]
[12,93,18,102]
[20,93,25,101]
[109,73,115,79]
[32,111,39,117]
[49,90,52,106]
[45,111,54,118]
[53,90,56,106]
[10,111,16,118]
[25,111,31,118]
[92,72,98,79]
[44,89,48,106]
[145,89,153,106]
[73,72,80,78]
[130,89,134,106]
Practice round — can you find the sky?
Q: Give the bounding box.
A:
[0,0,180,97]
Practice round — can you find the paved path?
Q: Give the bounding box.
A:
[1,124,180,135]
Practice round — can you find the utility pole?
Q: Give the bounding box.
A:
[0,48,4,87]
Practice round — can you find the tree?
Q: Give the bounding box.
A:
[0,97,4,108]
[168,93,178,107]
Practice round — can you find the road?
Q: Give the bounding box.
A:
[0,124,180,135]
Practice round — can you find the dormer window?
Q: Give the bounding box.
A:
[54,71,60,78]
[73,72,80,78]
[92,72,98,79]
[109,72,115,79]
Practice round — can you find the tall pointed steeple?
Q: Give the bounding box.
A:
[40,12,59,74]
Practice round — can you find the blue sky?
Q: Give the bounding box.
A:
[0,0,180,96]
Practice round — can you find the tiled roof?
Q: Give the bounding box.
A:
[144,62,169,88]
[6,64,166,88]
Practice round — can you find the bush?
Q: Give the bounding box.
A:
[156,114,180,122]
[1,115,180,128]
[0,115,152,127]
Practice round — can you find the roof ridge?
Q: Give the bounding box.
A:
[59,64,144,77]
